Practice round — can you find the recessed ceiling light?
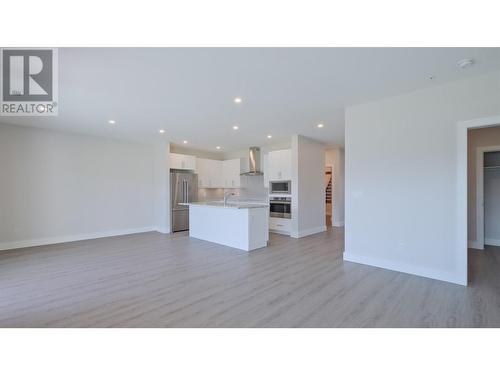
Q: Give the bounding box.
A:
[234,97,242,103]
[108,120,116,125]
[233,125,239,130]
[183,140,188,144]
[158,129,165,134]
[216,146,221,150]
[457,59,474,69]
[317,123,324,128]
[267,134,272,139]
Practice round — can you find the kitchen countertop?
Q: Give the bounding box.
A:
[180,201,269,209]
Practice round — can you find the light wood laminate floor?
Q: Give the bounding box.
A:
[1,228,499,327]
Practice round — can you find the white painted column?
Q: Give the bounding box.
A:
[291,134,327,238]
[154,142,170,233]
[333,148,345,227]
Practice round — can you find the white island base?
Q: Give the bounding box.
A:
[187,203,269,251]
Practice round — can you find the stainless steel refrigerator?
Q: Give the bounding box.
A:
[170,171,198,232]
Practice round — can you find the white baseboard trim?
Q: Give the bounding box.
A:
[291,225,327,239]
[155,227,171,234]
[485,238,500,247]
[468,240,483,250]
[343,252,466,286]
[248,241,269,251]
[0,227,157,251]
[332,220,344,227]
[269,229,291,236]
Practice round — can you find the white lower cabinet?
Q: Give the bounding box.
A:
[189,205,269,251]
[269,217,291,234]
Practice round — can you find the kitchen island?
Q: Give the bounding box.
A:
[180,202,269,251]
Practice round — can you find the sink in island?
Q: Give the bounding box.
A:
[180,201,269,251]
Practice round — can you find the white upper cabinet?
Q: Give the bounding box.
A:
[210,159,224,188]
[196,157,242,188]
[196,158,223,188]
[195,158,210,188]
[170,153,196,170]
[263,153,269,188]
[268,149,292,181]
[222,158,241,188]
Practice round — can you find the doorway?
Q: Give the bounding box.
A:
[480,150,500,247]
[325,148,345,228]
[457,115,500,286]
[325,166,332,226]
[472,145,500,249]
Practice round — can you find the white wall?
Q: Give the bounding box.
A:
[154,143,170,233]
[291,135,326,238]
[325,148,345,227]
[344,70,500,285]
[335,149,345,227]
[0,124,168,250]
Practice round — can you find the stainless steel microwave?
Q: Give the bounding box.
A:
[270,180,291,194]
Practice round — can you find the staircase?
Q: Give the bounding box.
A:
[325,177,332,203]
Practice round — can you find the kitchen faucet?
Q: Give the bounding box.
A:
[224,192,236,206]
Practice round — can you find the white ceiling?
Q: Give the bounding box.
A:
[3,48,500,151]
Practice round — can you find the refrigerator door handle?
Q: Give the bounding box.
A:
[186,181,189,203]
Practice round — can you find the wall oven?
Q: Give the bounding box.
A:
[270,180,291,195]
[269,197,291,219]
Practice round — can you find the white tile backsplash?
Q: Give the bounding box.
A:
[198,188,224,202]
[238,175,268,201]
[198,175,268,203]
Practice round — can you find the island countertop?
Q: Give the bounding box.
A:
[180,201,269,209]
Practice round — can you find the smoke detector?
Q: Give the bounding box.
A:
[457,59,474,69]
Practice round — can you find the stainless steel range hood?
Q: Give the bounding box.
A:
[240,146,263,176]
